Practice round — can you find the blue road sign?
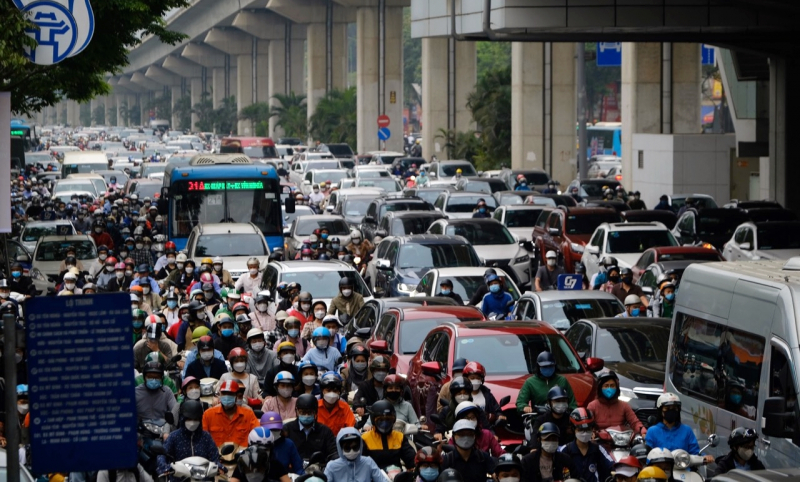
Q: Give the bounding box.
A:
[378,127,391,141]
[702,44,715,65]
[557,274,583,291]
[27,293,137,473]
[597,42,622,67]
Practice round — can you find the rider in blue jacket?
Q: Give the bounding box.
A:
[646,393,713,463]
[481,274,514,318]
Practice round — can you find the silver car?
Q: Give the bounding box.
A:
[722,221,800,261]
[511,290,624,330]
[285,215,352,259]
[411,266,522,305]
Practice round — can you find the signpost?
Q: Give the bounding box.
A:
[377,115,390,128]
[702,44,716,65]
[378,127,391,141]
[26,293,137,474]
[597,42,622,67]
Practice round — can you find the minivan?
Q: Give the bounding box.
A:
[60,151,108,177]
[665,258,800,468]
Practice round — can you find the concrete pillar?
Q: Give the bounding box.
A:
[511,42,544,171]
[769,56,799,212]
[126,95,136,127]
[66,100,76,126]
[115,95,125,127]
[212,68,226,109]
[190,78,203,131]
[307,22,327,121]
[238,54,253,135]
[291,36,305,96]
[551,42,576,185]
[671,43,701,134]
[171,86,183,130]
[357,5,403,153]
[255,41,269,105]
[268,39,286,138]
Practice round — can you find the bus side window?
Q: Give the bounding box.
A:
[770,341,797,411]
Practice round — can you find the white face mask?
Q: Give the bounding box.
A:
[455,394,470,404]
[576,431,592,443]
[323,392,340,404]
[551,402,569,414]
[186,388,201,400]
[65,282,75,290]
[167,257,176,264]
[185,267,194,274]
[341,289,352,297]
[233,362,247,373]
[176,263,184,270]
[737,447,754,461]
[142,286,150,295]
[302,375,317,386]
[200,351,213,361]
[185,420,201,432]
[343,449,359,461]
[547,259,556,267]
[471,379,482,391]
[282,354,295,364]
[249,268,258,276]
[541,441,559,454]
[251,342,265,352]
[17,404,29,415]
[301,303,311,311]
[196,311,206,320]
[256,303,268,312]
[278,386,294,399]
[136,243,144,250]
[500,478,520,482]
[116,272,124,279]
[314,310,326,320]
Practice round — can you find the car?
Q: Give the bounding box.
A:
[494,192,553,207]
[185,223,270,280]
[565,317,671,407]
[432,191,499,220]
[281,205,315,235]
[582,200,630,213]
[32,235,97,285]
[455,177,509,194]
[498,168,555,191]
[351,165,392,179]
[427,218,532,288]
[299,169,352,194]
[635,259,707,295]
[329,189,386,224]
[140,162,168,179]
[367,234,482,298]
[411,266,523,304]
[375,211,447,241]
[289,159,340,185]
[93,169,130,189]
[361,197,436,241]
[51,190,96,205]
[65,173,107,197]
[402,186,454,206]
[260,259,372,309]
[620,209,678,230]
[407,321,603,443]
[587,160,622,179]
[631,246,724,284]
[530,194,578,207]
[668,193,717,211]
[722,221,800,261]
[743,208,798,223]
[0,447,35,482]
[284,215,352,259]
[353,177,403,192]
[531,207,622,273]
[53,178,101,199]
[343,296,461,339]
[126,179,162,200]
[317,143,355,163]
[567,179,623,201]
[24,151,60,170]
[368,304,486,375]
[722,199,783,210]
[19,220,77,252]
[604,166,623,182]
[511,290,624,330]
[391,156,426,176]
[672,208,751,249]
[368,151,406,166]
[491,205,553,244]
[424,160,478,181]
[581,222,679,279]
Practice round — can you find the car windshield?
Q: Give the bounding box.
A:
[343,198,372,218]
[445,224,515,245]
[673,197,717,210]
[324,145,354,156]
[657,251,722,262]
[519,172,551,185]
[497,194,524,206]
[455,333,582,376]
[526,196,557,206]
[413,190,447,205]
[356,169,390,178]
[595,324,670,363]
[397,243,481,269]
[505,209,548,228]
[283,206,314,227]
[280,270,370,298]
[35,240,96,261]
[462,180,505,193]
[607,230,677,253]
[400,316,482,354]
[567,213,622,235]
[540,299,625,330]
[194,233,267,257]
[23,225,74,242]
[380,202,433,219]
[440,275,521,303]
[296,218,351,236]
[445,195,498,213]
[441,163,477,177]
[392,217,441,235]
[142,164,166,177]
[243,146,279,159]
[376,155,403,165]
[697,213,750,237]
[357,179,400,192]
[313,171,350,185]
[303,160,339,170]
[26,153,54,165]
[134,183,161,199]
[55,181,94,194]
[757,224,800,250]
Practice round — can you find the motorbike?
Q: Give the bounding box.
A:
[152,440,233,482]
[139,417,171,476]
[597,425,642,461]
[165,353,184,392]
[393,419,435,449]
[671,434,718,482]
[199,377,218,405]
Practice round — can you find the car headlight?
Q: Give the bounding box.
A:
[397,283,416,293]
[30,268,47,282]
[570,243,584,253]
[515,254,530,263]
[672,449,691,469]
[619,387,638,402]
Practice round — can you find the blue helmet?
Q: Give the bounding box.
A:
[273,370,295,386]
[312,327,331,339]
[17,384,28,396]
[297,359,317,372]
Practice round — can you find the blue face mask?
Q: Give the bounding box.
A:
[729,393,742,405]
[489,284,501,294]
[167,300,178,309]
[298,415,315,426]
[133,321,143,329]
[145,379,162,390]
[219,395,237,408]
[479,207,486,213]
[331,244,340,250]
[602,387,617,399]
[221,328,234,338]
[441,289,451,295]
[420,467,439,481]
[321,233,328,239]
[288,329,300,338]
[665,293,675,301]
[631,308,640,317]
[11,271,21,278]
[540,366,555,378]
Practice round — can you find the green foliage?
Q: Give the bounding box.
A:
[79,103,91,127]
[93,104,106,125]
[192,92,214,132]
[214,96,238,135]
[269,92,308,139]
[118,101,131,126]
[583,43,620,123]
[309,88,357,149]
[172,95,192,131]
[0,0,189,115]
[239,102,271,137]
[435,128,482,162]
[477,42,511,77]
[144,92,172,121]
[129,104,141,126]
[106,105,117,126]
[467,66,512,169]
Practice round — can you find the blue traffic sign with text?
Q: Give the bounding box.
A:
[702,44,715,65]
[378,127,391,141]
[597,42,622,67]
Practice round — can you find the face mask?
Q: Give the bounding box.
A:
[270,429,282,442]
[133,320,143,329]
[489,284,501,293]
[440,288,452,296]
[251,341,265,352]
[280,353,295,365]
[176,263,184,270]
[222,328,234,338]
[663,409,681,425]
[622,277,632,285]
[385,391,401,401]
[214,264,222,272]
[547,259,556,267]
[302,375,317,386]
[301,303,311,311]
[455,435,475,449]
[323,392,340,404]
[185,420,201,432]
[353,239,362,245]
[252,302,267,313]
[576,431,592,443]
[116,272,124,279]
[551,402,568,414]
[142,286,151,295]
[298,415,316,426]
[608,275,620,283]
[541,441,559,453]
[181,313,190,322]
[313,189,319,193]
[125,270,133,277]
[17,404,29,415]
[315,310,326,320]
[420,467,440,481]
[200,351,213,361]
[120,251,128,258]
[665,293,675,301]
[185,267,194,274]
[500,478,520,482]
[471,379,482,391]
[249,268,259,276]
[186,388,201,400]
[479,208,486,213]
[231,362,246,373]
[135,243,144,250]
[167,300,178,309]
[631,308,640,317]
[737,447,754,461]
[146,379,162,390]
[167,257,176,264]
[99,254,107,261]
[602,387,617,399]
[332,244,340,250]
[455,394,470,404]
[196,311,206,320]
[344,449,360,461]
[95,227,103,233]
[352,361,367,372]
[288,329,300,338]
[65,282,75,290]
[278,386,294,399]
[341,289,352,297]
[540,366,555,378]
[315,339,329,350]
[126,244,134,251]
[729,393,742,405]
[373,371,387,382]
[219,395,236,408]
[105,266,114,273]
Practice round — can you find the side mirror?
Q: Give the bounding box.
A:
[585,357,605,372]
[375,229,388,238]
[421,361,443,377]
[763,396,796,439]
[284,197,296,214]
[548,228,561,236]
[164,412,175,425]
[707,434,719,448]
[325,205,334,213]
[517,236,528,244]
[739,242,752,250]
[498,395,511,407]
[376,259,391,270]
[368,339,391,354]
[355,326,373,339]
[364,215,375,224]
[646,415,659,427]
[220,443,237,457]
[17,254,31,263]
[587,245,600,255]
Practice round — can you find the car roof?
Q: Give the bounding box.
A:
[371,296,461,309]
[294,214,346,222]
[522,290,622,302]
[270,259,354,272]
[39,235,94,242]
[396,305,486,321]
[439,217,500,225]
[577,317,672,328]
[433,266,512,277]
[392,234,469,245]
[504,204,550,211]
[376,197,428,204]
[560,207,617,215]
[385,211,443,219]
[671,193,714,199]
[192,223,260,235]
[653,259,700,271]
[446,320,558,336]
[599,221,666,230]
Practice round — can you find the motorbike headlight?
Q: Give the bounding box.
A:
[609,429,633,447]
[515,254,530,263]
[30,268,47,282]
[397,283,416,293]
[570,243,584,253]
[673,449,691,469]
[189,465,207,479]
[200,382,215,396]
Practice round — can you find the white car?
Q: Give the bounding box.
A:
[722,221,800,261]
[581,222,679,279]
[300,168,352,194]
[261,259,373,310]
[432,191,499,220]
[19,220,77,252]
[411,267,522,305]
[31,235,97,286]
[491,204,553,241]
[185,223,270,280]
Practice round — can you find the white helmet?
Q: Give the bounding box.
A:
[656,392,681,409]
[63,272,78,281]
[213,256,223,264]
[248,426,275,446]
[176,253,188,263]
[624,294,641,306]
[647,448,674,465]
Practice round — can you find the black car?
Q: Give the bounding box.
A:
[743,208,798,223]
[621,209,678,230]
[565,317,671,409]
[455,177,509,194]
[343,296,460,338]
[499,168,555,191]
[583,200,630,213]
[672,207,751,249]
[572,179,624,201]
[360,197,436,242]
[318,143,356,168]
[376,211,447,239]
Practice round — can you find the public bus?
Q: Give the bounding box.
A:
[585,122,622,159]
[11,119,37,152]
[159,154,291,251]
[219,137,279,160]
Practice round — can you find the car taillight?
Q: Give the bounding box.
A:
[615,175,622,181]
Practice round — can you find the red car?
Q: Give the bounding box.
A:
[367,305,485,376]
[406,321,603,446]
[631,246,724,283]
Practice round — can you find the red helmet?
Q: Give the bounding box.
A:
[232,302,249,313]
[219,379,240,394]
[614,456,642,470]
[301,248,312,256]
[569,407,595,428]
[200,273,213,283]
[165,241,176,252]
[414,446,443,466]
[114,262,126,270]
[228,347,247,360]
[106,256,118,265]
[463,361,486,378]
[383,374,405,388]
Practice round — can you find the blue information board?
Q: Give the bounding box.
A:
[597,42,622,67]
[701,44,715,65]
[27,293,137,474]
[557,274,583,291]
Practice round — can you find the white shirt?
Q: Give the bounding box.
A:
[309,191,325,204]
[472,390,486,410]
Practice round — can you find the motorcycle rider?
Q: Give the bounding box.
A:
[645,393,713,461]
[317,372,356,437]
[229,428,291,482]
[219,347,261,401]
[287,291,314,327]
[261,412,306,475]
[354,356,391,416]
[436,278,464,304]
[616,294,645,318]
[382,375,419,425]
[521,422,575,482]
[451,402,505,457]
[250,291,276,332]
[559,408,614,482]
[135,360,178,427]
[463,361,504,422]
[212,256,234,287]
[587,371,646,436]
[441,419,496,482]
[647,280,676,318]
[341,343,371,398]
[176,300,211,349]
[325,427,386,482]
[322,315,346,355]
[246,328,277,382]
[531,386,575,447]
[481,274,513,318]
[412,446,444,482]
[492,454,523,482]
[185,336,228,381]
[517,352,577,412]
[202,380,259,447]
[157,400,219,481]
[361,400,416,470]
[8,261,36,297]
[535,251,566,292]
[298,360,322,398]
[263,371,298,423]
[328,277,365,318]
[613,456,642,482]
[611,268,648,306]
[438,358,469,412]
[284,394,338,461]
[712,427,765,475]
[213,314,247,358]
[264,342,301,397]
[346,230,373,259]
[301,300,328,339]
[302,327,340,372]
[645,448,675,482]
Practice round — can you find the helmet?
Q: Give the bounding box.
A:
[597,371,620,399]
[273,371,295,386]
[176,253,188,262]
[319,371,343,391]
[462,361,486,378]
[63,271,78,281]
[601,256,618,267]
[538,422,560,437]
[192,326,211,340]
[246,328,264,341]
[614,455,642,470]
[537,351,555,367]
[630,444,649,464]
[142,360,164,376]
[296,394,318,411]
[415,446,443,466]
[569,407,595,429]
[449,377,470,395]
[656,392,681,409]
[312,327,331,339]
[624,294,641,306]
[232,302,249,314]
[219,379,240,394]
[452,358,468,373]
[494,454,523,475]
[351,229,362,240]
[248,426,275,447]
[188,300,206,311]
[728,427,757,447]
[228,347,247,360]
[455,401,480,420]
[338,277,354,288]
[371,400,396,418]
[620,267,632,277]
[196,335,214,351]
[370,355,390,371]
[255,291,271,304]
[261,411,283,430]
[297,359,318,373]
[298,291,313,303]
[181,400,204,421]
[646,448,674,465]
[437,469,464,482]
[276,341,297,353]
[347,343,370,360]
[236,314,252,326]
[638,467,668,482]
[547,386,569,401]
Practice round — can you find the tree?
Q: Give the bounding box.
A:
[144,92,172,121]
[403,8,421,115]
[435,128,482,162]
[119,101,131,126]
[477,42,511,77]
[467,66,512,169]
[172,95,192,131]
[128,104,141,126]
[269,92,308,139]
[214,96,238,135]
[79,103,91,126]
[93,104,106,125]
[107,105,117,126]
[192,92,214,132]
[240,102,271,137]
[309,88,357,149]
[583,43,621,123]
[0,0,189,115]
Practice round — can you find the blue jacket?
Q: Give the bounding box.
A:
[645,422,701,455]
[274,436,305,475]
[481,291,514,317]
[301,345,341,372]
[157,427,219,479]
[324,427,386,482]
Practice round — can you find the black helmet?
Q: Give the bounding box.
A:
[449,377,470,395]
[319,372,343,391]
[538,422,560,437]
[296,394,318,411]
[338,277,354,288]
[195,335,214,351]
[235,314,251,326]
[728,427,757,448]
[630,443,649,465]
[574,262,586,274]
[620,267,632,277]
[298,291,313,303]
[494,454,523,475]
[268,251,283,262]
[601,256,618,267]
[547,386,569,401]
[437,469,464,482]
[347,343,370,359]
[188,300,206,311]
[142,361,164,376]
[371,400,396,417]
[452,358,468,373]
[255,292,270,304]
[370,355,390,371]
[537,351,555,367]
[181,400,204,420]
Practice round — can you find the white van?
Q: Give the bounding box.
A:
[61,151,109,178]
[666,258,800,468]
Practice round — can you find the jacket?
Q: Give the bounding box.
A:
[531,411,574,448]
[201,405,259,447]
[324,427,388,482]
[521,450,575,482]
[516,374,577,412]
[472,384,502,420]
[645,422,701,454]
[481,290,514,317]
[185,357,228,381]
[560,441,614,482]
[302,345,341,372]
[441,447,495,482]
[328,292,366,317]
[712,451,765,477]
[587,397,645,434]
[274,436,306,475]
[262,396,297,425]
[436,291,464,304]
[317,398,356,436]
[156,427,219,479]
[361,429,416,470]
[284,419,338,461]
[446,427,506,456]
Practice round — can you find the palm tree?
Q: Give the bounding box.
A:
[269,92,308,139]
[308,87,357,148]
[467,66,512,168]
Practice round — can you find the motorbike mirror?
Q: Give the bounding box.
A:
[149,441,167,456]
[309,451,325,465]
[439,398,450,408]
[429,413,442,425]
[368,339,390,354]
[164,412,174,426]
[355,326,372,339]
[494,418,507,429]
[707,434,719,447]
[646,415,659,427]
[219,443,237,457]
[169,354,182,364]
[335,356,344,366]
[498,395,511,407]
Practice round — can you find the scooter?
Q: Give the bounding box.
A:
[671,434,718,482]
[139,417,170,477]
[597,425,641,461]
